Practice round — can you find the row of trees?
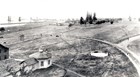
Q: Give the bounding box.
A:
[7,16,21,23]
[80,12,97,24]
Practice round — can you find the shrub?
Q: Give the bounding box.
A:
[110,21,114,24]
[0,27,5,32]
[80,17,84,24]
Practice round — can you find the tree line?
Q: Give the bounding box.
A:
[80,12,116,25]
[80,12,97,24]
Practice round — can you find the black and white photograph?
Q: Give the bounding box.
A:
[0,0,140,77]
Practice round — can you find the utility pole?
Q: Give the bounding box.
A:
[8,16,11,23]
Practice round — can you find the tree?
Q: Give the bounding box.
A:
[8,16,11,23]
[86,12,93,24]
[110,20,114,24]
[80,17,84,24]
[93,13,97,22]
[0,27,5,32]
[86,12,90,23]
[89,15,93,24]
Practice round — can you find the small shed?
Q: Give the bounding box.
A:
[0,44,9,60]
[19,34,24,41]
[90,50,108,58]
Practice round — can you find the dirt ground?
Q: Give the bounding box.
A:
[0,20,140,77]
[55,39,138,77]
[128,38,140,55]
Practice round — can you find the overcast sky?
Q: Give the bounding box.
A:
[0,0,140,20]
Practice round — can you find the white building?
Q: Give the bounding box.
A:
[90,50,108,58]
[20,51,52,74]
[29,51,52,69]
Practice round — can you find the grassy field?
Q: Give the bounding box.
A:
[128,38,140,55]
[0,20,139,77]
[54,39,138,77]
[64,21,140,43]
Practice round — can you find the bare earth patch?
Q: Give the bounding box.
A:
[55,39,138,77]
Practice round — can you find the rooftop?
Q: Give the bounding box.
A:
[20,58,38,66]
[29,51,52,60]
[0,44,9,50]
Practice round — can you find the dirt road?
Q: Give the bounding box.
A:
[117,35,140,77]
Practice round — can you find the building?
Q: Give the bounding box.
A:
[90,50,108,58]
[19,58,38,74]
[29,51,52,69]
[0,44,9,60]
[20,50,52,74]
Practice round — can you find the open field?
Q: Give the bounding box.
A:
[0,20,140,77]
[64,21,140,43]
[128,38,140,56]
[55,39,138,77]
[0,21,58,35]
